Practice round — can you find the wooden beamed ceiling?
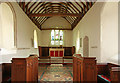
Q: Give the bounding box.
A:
[18,0,95,30]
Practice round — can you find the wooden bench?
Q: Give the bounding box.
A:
[2,63,11,82]
[73,54,97,82]
[11,55,38,82]
[0,64,2,83]
[97,63,120,83]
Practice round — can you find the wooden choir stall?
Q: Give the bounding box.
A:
[11,55,38,82]
[73,54,97,82]
[97,63,120,83]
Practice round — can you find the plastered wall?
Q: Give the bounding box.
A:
[40,30,73,47]
[101,2,118,64]
[0,2,42,63]
[73,2,118,64]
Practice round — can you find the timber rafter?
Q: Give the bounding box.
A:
[18,1,95,30]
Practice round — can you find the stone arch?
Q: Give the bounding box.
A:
[1,2,17,48]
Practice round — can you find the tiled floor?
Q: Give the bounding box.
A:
[39,58,73,64]
[38,64,73,82]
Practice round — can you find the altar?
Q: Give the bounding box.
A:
[49,48,64,57]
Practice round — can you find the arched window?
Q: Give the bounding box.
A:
[51,30,63,46]
[34,30,38,48]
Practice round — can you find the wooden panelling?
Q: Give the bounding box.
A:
[110,67,120,82]
[73,54,97,82]
[11,55,38,82]
[73,57,78,81]
[38,46,42,57]
[38,46,75,57]
[64,47,72,56]
[42,47,49,56]
[0,64,2,83]
[97,63,120,82]
[2,63,11,82]
[97,63,109,76]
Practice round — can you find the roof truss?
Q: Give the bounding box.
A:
[18,1,95,30]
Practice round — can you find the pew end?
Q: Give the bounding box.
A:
[97,63,120,83]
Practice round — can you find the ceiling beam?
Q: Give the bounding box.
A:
[67,16,74,23]
[22,2,25,12]
[65,2,78,13]
[71,16,82,29]
[67,1,81,13]
[63,17,72,24]
[40,17,49,26]
[74,0,83,13]
[41,28,72,30]
[30,17,41,29]
[29,13,82,17]
[33,2,45,13]
[28,2,37,13]
[25,2,31,7]
[30,2,42,13]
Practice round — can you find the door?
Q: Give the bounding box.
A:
[83,36,89,57]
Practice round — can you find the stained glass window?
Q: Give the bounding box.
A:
[51,30,63,45]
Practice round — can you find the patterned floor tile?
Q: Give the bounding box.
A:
[38,64,73,82]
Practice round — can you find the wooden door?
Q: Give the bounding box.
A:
[83,36,89,57]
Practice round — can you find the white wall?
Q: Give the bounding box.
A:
[41,16,71,29]
[0,2,42,63]
[73,2,103,62]
[0,3,2,82]
[101,2,118,64]
[73,2,118,64]
[1,3,14,49]
[12,2,41,48]
[41,30,73,47]
[119,2,120,64]
[0,3,2,48]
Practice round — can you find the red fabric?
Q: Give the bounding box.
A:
[101,75,111,82]
[59,51,63,57]
[50,51,54,57]
[55,51,58,57]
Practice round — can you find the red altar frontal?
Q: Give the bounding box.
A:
[49,48,64,57]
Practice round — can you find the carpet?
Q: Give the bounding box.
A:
[38,64,73,82]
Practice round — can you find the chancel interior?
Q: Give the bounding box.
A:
[0,0,120,83]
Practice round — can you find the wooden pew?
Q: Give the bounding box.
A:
[97,63,120,83]
[0,64,2,83]
[11,55,38,82]
[2,63,11,82]
[73,54,97,82]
